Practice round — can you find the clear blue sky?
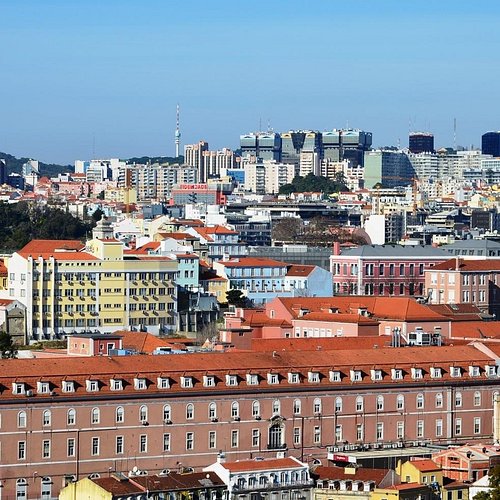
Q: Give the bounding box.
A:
[1,0,500,164]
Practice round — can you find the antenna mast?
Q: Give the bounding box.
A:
[175,104,181,158]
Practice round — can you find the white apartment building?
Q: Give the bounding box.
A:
[244,160,298,194]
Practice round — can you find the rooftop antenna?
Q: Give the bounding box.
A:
[453,118,457,151]
[267,118,271,132]
[259,117,262,133]
[175,104,181,158]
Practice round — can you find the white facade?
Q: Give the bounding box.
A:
[244,160,298,194]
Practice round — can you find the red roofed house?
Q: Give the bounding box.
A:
[425,258,500,318]
[187,225,247,263]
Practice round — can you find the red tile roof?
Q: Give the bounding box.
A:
[313,466,390,484]
[286,265,315,277]
[408,459,440,472]
[114,331,176,353]
[300,312,379,325]
[432,258,500,272]
[19,239,85,253]
[450,321,500,339]
[251,337,392,351]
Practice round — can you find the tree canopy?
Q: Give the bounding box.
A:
[226,289,249,308]
[474,465,500,500]
[0,202,93,252]
[0,331,17,358]
[279,173,348,195]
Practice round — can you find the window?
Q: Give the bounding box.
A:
[351,370,362,382]
[111,379,123,391]
[62,380,75,393]
[372,369,383,381]
[474,391,481,407]
[247,374,259,385]
[139,405,148,423]
[203,375,215,387]
[208,430,216,449]
[474,417,481,435]
[42,410,51,426]
[181,376,193,388]
[432,394,443,411]
[67,438,75,457]
[86,380,99,392]
[252,429,260,447]
[417,420,424,438]
[431,367,442,378]
[397,421,404,439]
[231,401,239,419]
[293,399,301,415]
[288,372,300,384]
[294,427,301,445]
[208,402,217,420]
[91,407,100,424]
[231,430,239,448]
[335,424,343,442]
[272,400,281,415]
[91,437,100,456]
[267,373,279,385]
[67,408,76,426]
[330,370,341,382]
[226,374,238,386]
[163,433,171,452]
[356,396,364,412]
[313,398,322,414]
[186,432,194,450]
[157,377,170,389]
[416,393,424,409]
[455,418,462,436]
[37,381,50,394]
[412,368,423,379]
[112,406,124,424]
[116,436,124,454]
[376,423,384,440]
[314,426,321,444]
[308,371,320,383]
[455,392,462,408]
[163,404,171,422]
[436,419,443,437]
[451,367,461,378]
[356,424,363,441]
[268,422,284,449]
[16,479,27,500]
[376,395,384,411]
[139,435,147,453]
[252,400,261,418]
[335,397,342,413]
[186,403,194,420]
[397,395,405,410]
[392,369,403,380]
[18,411,27,428]
[134,378,147,390]
[18,441,26,460]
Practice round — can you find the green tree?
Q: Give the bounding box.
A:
[226,289,248,308]
[0,331,17,358]
[474,465,500,500]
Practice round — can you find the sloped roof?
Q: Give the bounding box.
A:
[313,466,390,484]
[339,244,449,258]
[432,258,500,272]
[408,459,440,472]
[450,321,500,339]
[19,239,85,253]
[286,265,315,277]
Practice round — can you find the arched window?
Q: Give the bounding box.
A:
[231,401,239,418]
[474,391,481,407]
[42,410,51,426]
[335,397,342,413]
[293,399,301,415]
[116,406,124,423]
[376,396,384,411]
[435,393,443,408]
[268,421,284,449]
[163,404,171,422]
[252,400,261,418]
[416,393,425,409]
[208,402,217,419]
[67,408,76,426]
[16,478,27,500]
[41,477,52,500]
[272,400,280,415]
[18,410,27,428]
[313,398,322,414]
[455,392,462,407]
[186,403,194,420]
[139,405,148,423]
[356,396,364,412]
[91,407,100,424]
[397,395,405,410]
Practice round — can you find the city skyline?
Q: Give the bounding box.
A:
[2,0,500,164]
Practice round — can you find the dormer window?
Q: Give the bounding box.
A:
[62,381,75,393]
[469,366,480,377]
[246,374,259,386]
[431,367,442,379]
[350,370,363,382]
[329,371,341,382]
[134,378,147,390]
[157,377,170,389]
[486,365,497,377]
[181,376,193,388]
[308,371,320,383]
[13,382,26,395]
[392,369,403,380]
[450,367,461,378]
[411,368,423,379]
[371,369,383,381]
[288,372,300,384]
[203,375,216,388]
[110,379,123,391]
[86,380,99,392]
[37,381,50,394]
[267,373,279,385]
[226,374,238,387]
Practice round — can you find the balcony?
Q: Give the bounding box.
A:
[267,443,287,450]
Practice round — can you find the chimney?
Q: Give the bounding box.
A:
[333,241,341,256]
[455,257,460,271]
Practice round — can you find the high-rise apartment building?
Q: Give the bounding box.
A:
[185,141,209,182]
[244,160,298,194]
[240,132,281,161]
[322,129,372,166]
[409,132,434,154]
[364,150,415,188]
[482,131,500,157]
[202,148,237,179]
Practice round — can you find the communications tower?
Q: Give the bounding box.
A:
[175,104,181,158]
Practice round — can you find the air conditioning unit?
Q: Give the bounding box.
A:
[233,416,240,421]
[255,415,261,420]
[164,419,172,425]
[276,452,285,459]
[210,417,218,422]
[159,469,170,476]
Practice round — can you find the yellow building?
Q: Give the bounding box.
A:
[2,218,178,341]
[372,482,432,500]
[396,459,443,488]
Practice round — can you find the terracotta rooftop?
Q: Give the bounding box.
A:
[250,337,392,352]
[450,321,500,339]
[432,258,500,272]
[408,459,440,472]
[313,466,390,484]
[19,239,85,253]
[286,265,315,277]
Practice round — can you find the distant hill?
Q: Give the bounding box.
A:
[125,155,184,164]
[0,152,72,177]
